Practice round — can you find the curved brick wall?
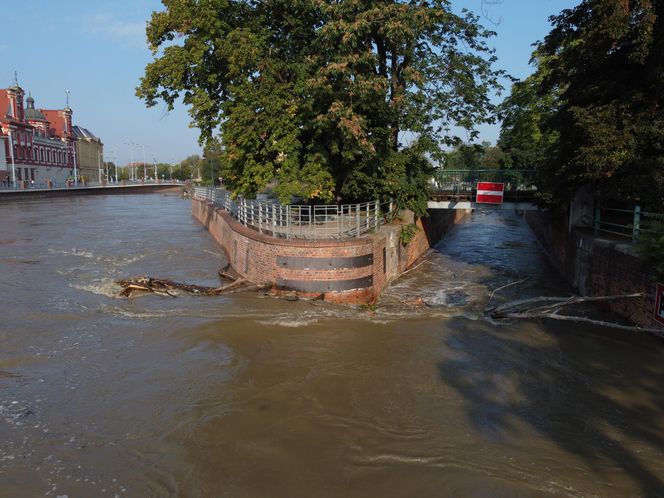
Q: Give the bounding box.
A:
[192,198,466,304]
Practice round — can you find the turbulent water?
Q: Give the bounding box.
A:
[0,194,662,498]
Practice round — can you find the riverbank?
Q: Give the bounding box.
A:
[525,210,663,331]
[0,183,182,201]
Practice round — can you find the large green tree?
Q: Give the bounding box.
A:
[137,0,503,214]
[537,0,664,207]
[497,53,559,173]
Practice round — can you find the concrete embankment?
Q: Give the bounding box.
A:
[0,184,182,202]
[192,198,467,304]
[525,210,663,330]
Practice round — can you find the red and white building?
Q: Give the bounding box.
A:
[0,82,77,185]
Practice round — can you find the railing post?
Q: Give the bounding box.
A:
[309,205,313,240]
[286,205,290,240]
[356,203,360,238]
[633,205,641,241]
[272,203,276,235]
[375,200,379,229]
[258,202,262,234]
[593,208,600,236]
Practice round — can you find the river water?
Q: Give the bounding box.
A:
[0,193,662,498]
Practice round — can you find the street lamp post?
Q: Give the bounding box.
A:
[124,141,135,181]
[152,155,158,183]
[110,149,118,183]
[140,144,147,181]
[97,150,103,184]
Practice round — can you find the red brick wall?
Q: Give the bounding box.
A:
[525,211,663,330]
[193,199,375,303]
[588,243,662,329]
[193,199,466,304]
[397,209,468,273]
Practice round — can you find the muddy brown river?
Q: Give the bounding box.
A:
[0,193,662,497]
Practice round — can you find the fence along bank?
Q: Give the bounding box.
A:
[192,187,466,303]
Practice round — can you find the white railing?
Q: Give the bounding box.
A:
[194,186,386,240]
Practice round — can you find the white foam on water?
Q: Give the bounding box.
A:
[258,316,321,328]
[70,279,121,299]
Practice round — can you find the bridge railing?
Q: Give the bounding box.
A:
[432,169,538,193]
[594,206,664,241]
[193,186,386,240]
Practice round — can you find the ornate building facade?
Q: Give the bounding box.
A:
[0,81,102,186]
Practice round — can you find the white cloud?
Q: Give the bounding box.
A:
[83,13,146,48]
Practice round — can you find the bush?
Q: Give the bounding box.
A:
[635,222,664,276]
[399,224,420,246]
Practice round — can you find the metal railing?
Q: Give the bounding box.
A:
[194,186,385,240]
[593,205,664,241]
[432,169,538,193]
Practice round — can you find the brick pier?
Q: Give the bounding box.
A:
[192,198,466,304]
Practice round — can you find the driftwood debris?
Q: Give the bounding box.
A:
[117,269,260,297]
[488,293,664,338]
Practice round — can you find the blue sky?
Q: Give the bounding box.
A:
[1,0,578,165]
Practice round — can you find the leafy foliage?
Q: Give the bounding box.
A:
[635,223,664,276]
[398,223,420,246]
[499,0,664,209]
[497,53,559,173]
[137,0,503,210]
[441,141,509,170]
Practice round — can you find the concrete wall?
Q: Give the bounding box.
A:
[192,199,466,304]
[525,210,663,330]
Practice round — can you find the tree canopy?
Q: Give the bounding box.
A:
[137,0,503,214]
[499,0,664,208]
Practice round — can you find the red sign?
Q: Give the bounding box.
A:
[655,283,664,325]
[476,182,504,204]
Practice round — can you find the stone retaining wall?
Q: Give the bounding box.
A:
[525,210,663,330]
[192,198,466,304]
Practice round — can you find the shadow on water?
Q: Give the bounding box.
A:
[376,209,664,494]
[438,321,664,496]
[427,209,664,496]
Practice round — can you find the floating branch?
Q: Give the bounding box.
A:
[488,293,664,339]
[116,275,261,297]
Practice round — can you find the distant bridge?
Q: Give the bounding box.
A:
[428,169,539,211]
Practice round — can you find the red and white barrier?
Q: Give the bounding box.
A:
[476,182,504,204]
